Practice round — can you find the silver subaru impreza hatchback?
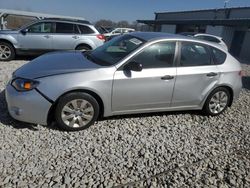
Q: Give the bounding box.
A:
[5,32,242,131]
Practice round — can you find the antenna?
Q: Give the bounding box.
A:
[224,0,230,8]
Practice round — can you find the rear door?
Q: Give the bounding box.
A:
[52,22,80,50]
[18,22,53,50]
[172,41,219,107]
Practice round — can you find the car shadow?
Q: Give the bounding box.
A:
[15,55,37,61]
[0,90,39,131]
[242,76,250,90]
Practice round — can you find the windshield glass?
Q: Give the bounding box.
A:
[86,34,145,66]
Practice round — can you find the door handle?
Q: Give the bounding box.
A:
[72,36,79,39]
[161,75,174,80]
[206,72,218,77]
[43,35,50,39]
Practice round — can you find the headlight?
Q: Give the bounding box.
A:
[11,78,39,91]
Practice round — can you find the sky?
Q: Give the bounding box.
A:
[0,0,250,23]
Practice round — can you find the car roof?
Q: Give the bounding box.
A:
[129,32,190,41]
[41,18,92,25]
[128,32,227,52]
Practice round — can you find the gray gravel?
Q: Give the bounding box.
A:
[0,60,249,187]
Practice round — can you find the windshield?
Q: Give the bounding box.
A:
[85,34,145,66]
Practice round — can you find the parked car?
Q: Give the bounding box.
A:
[5,32,242,131]
[179,33,228,51]
[0,18,105,61]
[104,27,135,40]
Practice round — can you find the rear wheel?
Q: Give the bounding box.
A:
[0,42,15,61]
[55,92,99,131]
[76,45,91,51]
[203,87,230,116]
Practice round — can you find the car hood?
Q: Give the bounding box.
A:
[0,29,19,34]
[14,51,102,79]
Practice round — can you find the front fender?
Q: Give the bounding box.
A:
[36,67,116,117]
[0,34,18,48]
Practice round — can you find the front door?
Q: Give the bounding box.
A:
[18,22,53,51]
[112,41,177,112]
[172,41,219,107]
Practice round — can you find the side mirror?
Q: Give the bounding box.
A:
[20,29,28,35]
[124,61,143,72]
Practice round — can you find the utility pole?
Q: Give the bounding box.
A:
[224,0,230,8]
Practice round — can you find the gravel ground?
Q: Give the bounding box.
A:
[0,60,249,188]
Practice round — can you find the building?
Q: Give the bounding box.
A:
[0,9,86,30]
[138,7,250,62]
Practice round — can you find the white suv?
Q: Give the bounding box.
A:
[0,18,105,61]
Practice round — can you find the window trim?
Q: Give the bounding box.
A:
[177,41,214,67]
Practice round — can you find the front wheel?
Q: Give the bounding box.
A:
[0,42,15,61]
[203,87,230,116]
[55,92,99,131]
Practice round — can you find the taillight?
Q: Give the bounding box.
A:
[239,70,244,77]
[96,34,106,41]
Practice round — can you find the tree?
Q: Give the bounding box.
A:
[95,19,115,28]
[116,20,129,28]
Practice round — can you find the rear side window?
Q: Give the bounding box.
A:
[211,47,227,65]
[78,25,95,34]
[180,42,212,66]
[56,22,75,34]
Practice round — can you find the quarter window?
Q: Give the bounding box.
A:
[78,25,95,34]
[27,22,52,33]
[211,47,227,65]
[180,42,211,66]
[131,42,176,69]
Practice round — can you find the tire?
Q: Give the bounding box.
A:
[0,42,15,61]
[55,92,99,131]
[203,87,231,116]
[75,45,91,51]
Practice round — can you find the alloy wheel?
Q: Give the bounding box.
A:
[61,99,94,128]
[208,91,228,114]
[0,45,11,60]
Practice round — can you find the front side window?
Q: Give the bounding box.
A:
[27,22,52,33]
[180,42,211,67]
[87,34,145,66]
[56,22,74,34]
[131,42,176,69]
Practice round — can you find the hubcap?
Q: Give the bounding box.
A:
[209,91,228,114]
[61,99,94,128]
[0,45,11,60]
